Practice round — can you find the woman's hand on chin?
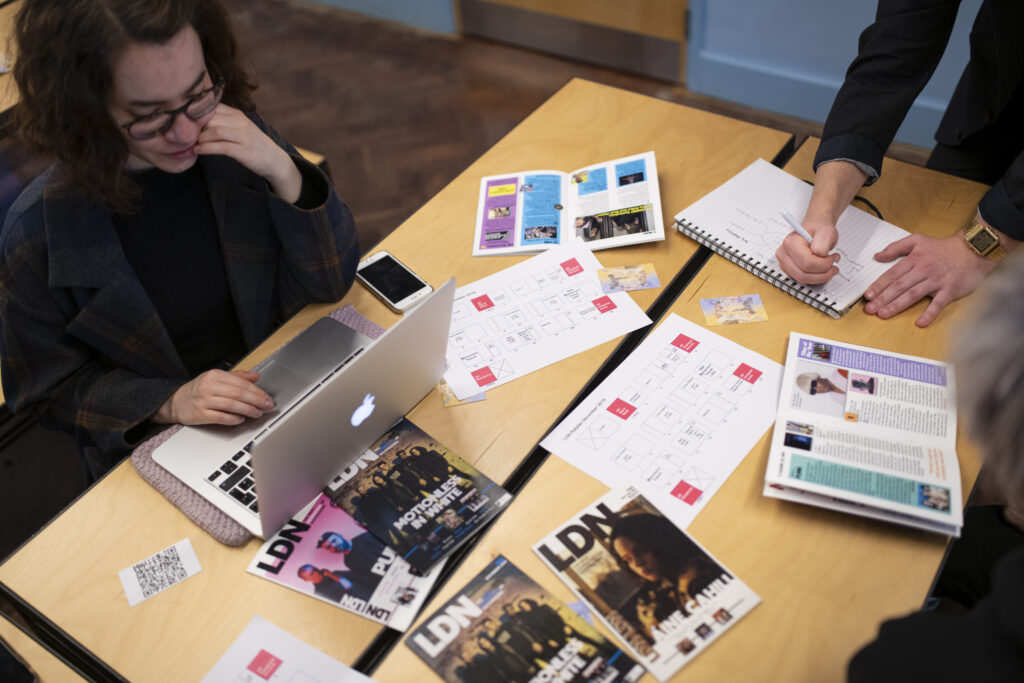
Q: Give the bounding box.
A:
[194,104,302,202]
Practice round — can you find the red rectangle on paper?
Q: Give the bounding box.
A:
[592,296,617,313]
[471,294,495,312]
[561,258,584,276]
[671,480,703,505]
[607,398,637,420]
[471,367,497,387]
[733,363,762,383]
[247,650,283,679]
[671,334,700,353]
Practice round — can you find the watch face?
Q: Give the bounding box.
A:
[971,229,997,253]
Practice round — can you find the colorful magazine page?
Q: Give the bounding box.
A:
[246,493,440,632]
[533,485,760,681]
[327,418,513,575]
[406,555,645,683]
[472,151,665,256]
[763,332,963,536]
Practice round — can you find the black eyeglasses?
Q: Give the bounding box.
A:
[809,379,820,395]
[119,82,224,140]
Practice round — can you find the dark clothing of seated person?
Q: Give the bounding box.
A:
[848,547,1024,683]
[0,0,359,479]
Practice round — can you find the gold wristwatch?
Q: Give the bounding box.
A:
[963,221,1006,262]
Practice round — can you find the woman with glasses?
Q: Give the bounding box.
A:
[0,0,359,478]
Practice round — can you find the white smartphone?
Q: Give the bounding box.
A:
[356,250,433,312]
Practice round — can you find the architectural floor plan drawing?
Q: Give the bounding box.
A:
[542,314,783,528]
[443,241,651,399]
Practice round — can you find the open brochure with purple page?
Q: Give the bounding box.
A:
[763,332,963,536]
[406,555,645,683]
[246,493,441,631]
[533,485,759,682]
[473,151,664,256]
[326,418,512,575]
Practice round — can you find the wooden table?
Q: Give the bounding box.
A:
[0,79,791,680]
[370,137,989,682]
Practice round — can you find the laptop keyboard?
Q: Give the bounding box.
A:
[200,343,368,519]
[206,449,259,515]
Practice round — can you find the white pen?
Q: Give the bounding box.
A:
[781,210,814,244]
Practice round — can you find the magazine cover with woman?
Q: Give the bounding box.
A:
[532,486,759,681]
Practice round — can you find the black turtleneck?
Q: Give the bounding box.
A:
[113,163,247,376]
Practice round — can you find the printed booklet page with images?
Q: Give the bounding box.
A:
[763,332,963,536]
[473,151,664,255]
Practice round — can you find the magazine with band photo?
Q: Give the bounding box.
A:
[326,418,512,575]
[763,332,963,536]
[406,555,645,683]
[532,485,759,681]
[246,493,440,631]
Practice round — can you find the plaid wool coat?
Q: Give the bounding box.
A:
[0,115,359,476]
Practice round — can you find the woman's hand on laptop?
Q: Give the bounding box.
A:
[153,370,276,426]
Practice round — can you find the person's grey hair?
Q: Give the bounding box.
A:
[953,249,1024,493]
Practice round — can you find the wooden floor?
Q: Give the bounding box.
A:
[226,0,929,251]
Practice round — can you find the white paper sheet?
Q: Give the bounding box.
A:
[541,314,783,528]
[443,241,651,399]
[201,616,372,682]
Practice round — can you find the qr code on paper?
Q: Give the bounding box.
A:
[133,545,189,598]
[119,538,202,606]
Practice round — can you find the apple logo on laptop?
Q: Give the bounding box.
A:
[351,393,376,427]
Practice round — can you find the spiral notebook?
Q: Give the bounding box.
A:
[673,158,909,318]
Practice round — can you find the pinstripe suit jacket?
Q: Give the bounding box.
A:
[0,115,359,475]
[814,0,1024,239]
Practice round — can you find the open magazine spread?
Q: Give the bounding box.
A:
[406,555,645,683]
[763,332,963,536]
[533,486,759,681]
[246,493,439,632]
[327,418,512,575]
[473,151,664,256]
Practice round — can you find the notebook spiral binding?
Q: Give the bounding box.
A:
[675,218,842,319]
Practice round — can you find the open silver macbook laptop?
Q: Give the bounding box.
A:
[153,278,456,538]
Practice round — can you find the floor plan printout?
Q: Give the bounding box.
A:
[541,314,783,528]
[443,241,652,399]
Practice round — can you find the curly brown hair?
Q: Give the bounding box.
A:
[13,0,257,212]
